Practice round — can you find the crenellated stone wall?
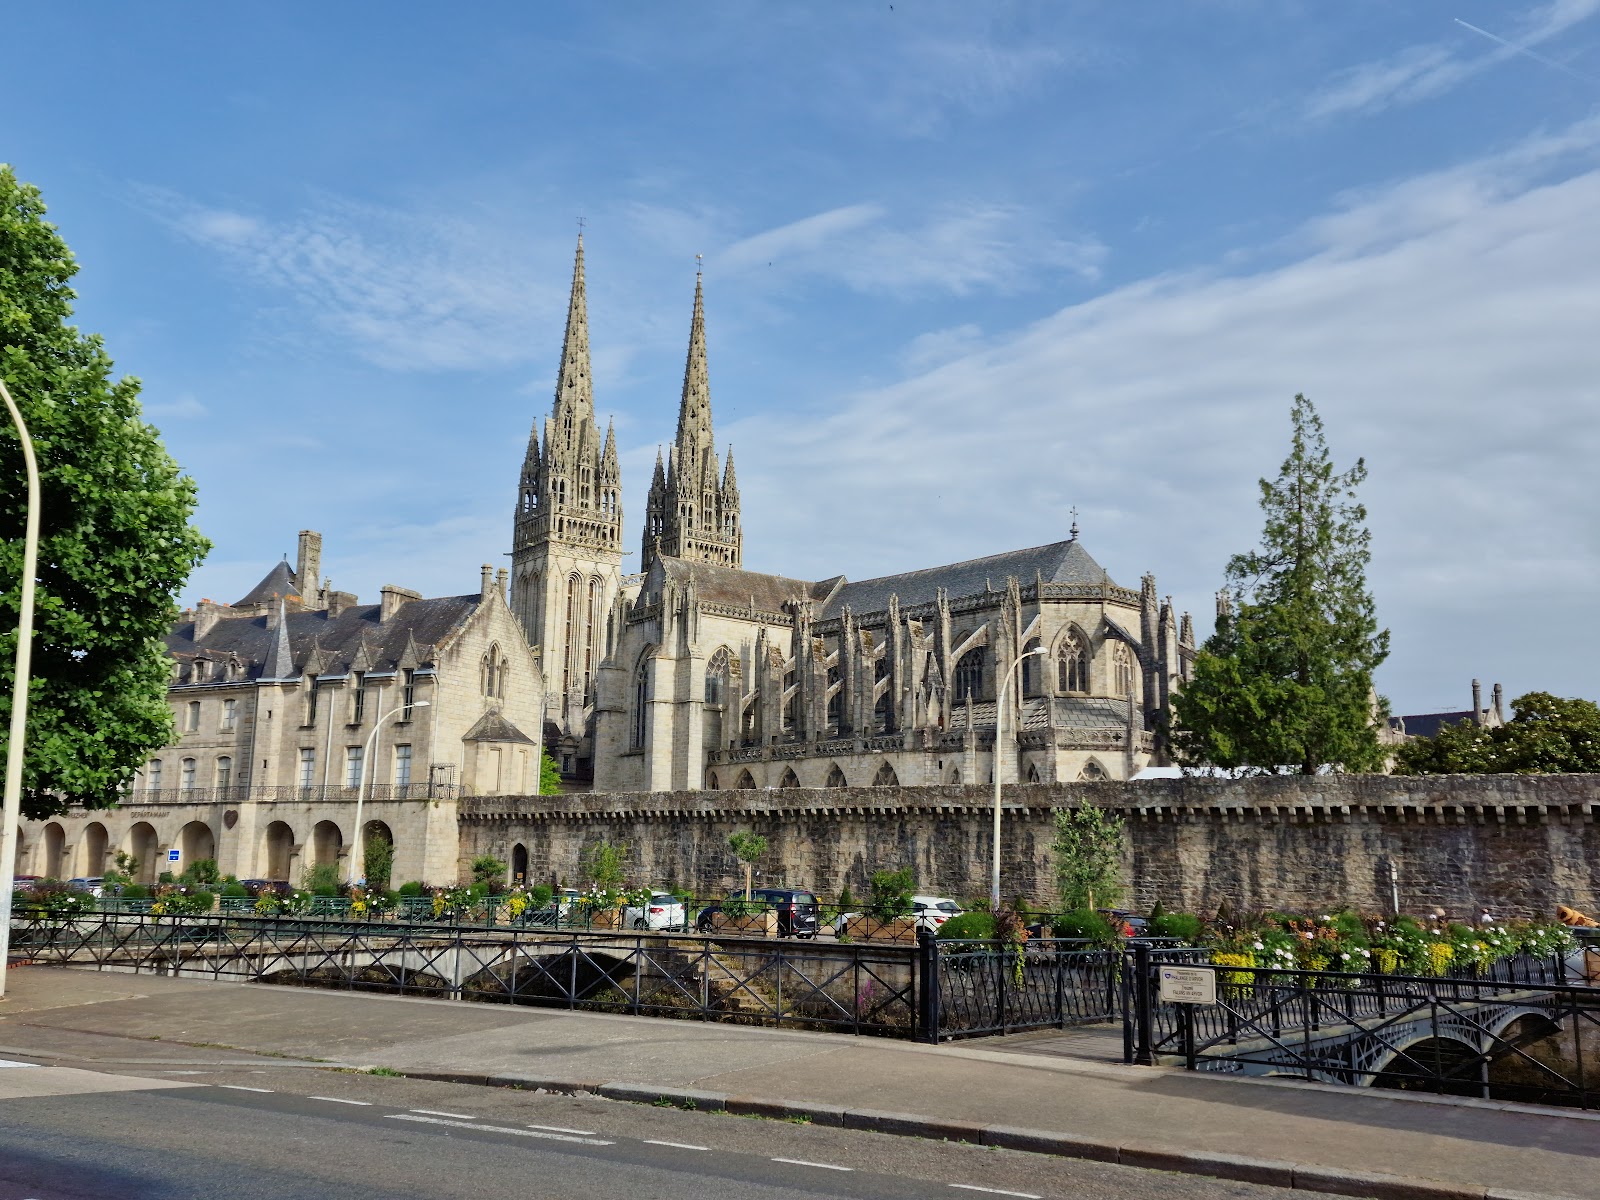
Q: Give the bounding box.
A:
[458,774,1600,919]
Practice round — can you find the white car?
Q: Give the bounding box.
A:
[910,895,963,932]
[623,892,687,931]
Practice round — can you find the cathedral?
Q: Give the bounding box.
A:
[511,238,1195,790]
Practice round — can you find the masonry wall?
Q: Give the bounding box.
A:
[458,774,1600,918]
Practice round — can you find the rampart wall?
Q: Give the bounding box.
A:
[458,774,1600,918]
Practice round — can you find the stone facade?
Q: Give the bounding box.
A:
[457,774,1600,919]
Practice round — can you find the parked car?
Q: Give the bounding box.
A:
[11,875,41,893]
[698,887,820,938]
[910,895,963,932]
[67,877,105,898]
[622,892,687,931]
[1100,909,1149,937]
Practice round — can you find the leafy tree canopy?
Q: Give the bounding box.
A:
[1394,692,1600,775]
[1173,394,1389,775]
[1052,805,1124,912]
[538,749,561,795]
[1,165,209,818]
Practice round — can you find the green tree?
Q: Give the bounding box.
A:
[538,750,562,795]
[1394,692,1600,775]
[1173,395,1389,775]
[726,830,767,900]
[470,854,506,886]
[1,166,209,818]
[580,839,627,889]
[363,832,395,891]
[1052,805,1125,912]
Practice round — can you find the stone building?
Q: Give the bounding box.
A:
[15,535,544,885]
[497,237,1196,793]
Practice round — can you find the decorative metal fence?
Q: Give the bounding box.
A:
[1120,944,1598,1109]
[927,938,1121,1039]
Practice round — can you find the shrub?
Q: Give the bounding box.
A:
[936,911,997,940]
[182,858,220,886]
[397,881,425,898]
[528,883,554,909]
[120,884,151,900]
[470,855,506,887]
[580,840,628,889]
[836,884,854,912]
[221,880,250,899]
[364,834,394,892]
[303,863,342,897]
[1051,908,1118,943]
[869,867,914,919]
[1148,912,1204,942]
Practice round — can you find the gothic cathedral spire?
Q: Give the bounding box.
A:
[510,233,624,759]
[642,269,742,572]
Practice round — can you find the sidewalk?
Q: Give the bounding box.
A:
[1,966,1593,1199]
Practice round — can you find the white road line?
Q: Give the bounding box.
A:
[217,1085,273,1093]
[772,1157,853,1172]
[410,1109,476,1119]
[642,1139,710,1150]
[950,1187,1040,1198]
[526,1122,598,1136]
[0,1059,40,1069]
[387,1113,614,1145]
[309,1096,372,1106]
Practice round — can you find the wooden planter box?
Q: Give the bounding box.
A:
[844,915,919,944]
[711,910,778,937]
[586,910,620,930]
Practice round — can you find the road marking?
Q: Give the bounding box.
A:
[410,1108,476,1119]
[526,1122,597,1135]
[309,1095,372,1106]
[642,1139,710,1150]
[217,1085,273,1093]
[950,1187,1040,1198]
[387,1113,614,1145]
[772,1157,853,1171]
[0,1059,39,1069]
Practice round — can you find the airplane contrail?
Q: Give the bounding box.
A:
[1453,17,1600,85]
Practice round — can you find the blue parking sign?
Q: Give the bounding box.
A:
[167,849,180,862]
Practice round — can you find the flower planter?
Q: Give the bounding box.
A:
[586,910,621,931]
[712,910,778,937]
[844,915,919,944]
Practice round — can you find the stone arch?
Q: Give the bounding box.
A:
[311,820,343,869]
[362,820,395,889]
[179,820,216,870]
[705,646,732,705]
[945,764,961,785]
[1077,758,1108,781]
[734,768,756,790]
[871,761,898,787]
[1025,761,1042,783]
[126,822,160,884]
[779,767,800,788]
[81,821,109,877]
[511,842,529,885]
[42,822,66,879]
[953,647,985,703]
[264,821,294,881]
[706,768,719,790]
[825,762,847,788]
[1370,1036,1486,1098]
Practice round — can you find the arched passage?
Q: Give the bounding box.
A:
[179,820,216,871]
[362,820,395,890]
[13,827,27,876]
[81,822,109,878]
[42,823,66,879]
[511,843,529,885]
[264,821,294,882]
[312,821,343,869]
[1371,1037,1486,1098]
[126,822,159,884]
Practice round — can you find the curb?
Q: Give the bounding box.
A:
[387,1070,1583,1200]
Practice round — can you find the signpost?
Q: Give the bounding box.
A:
[1158,965,1216,1005]
[167,849,180,864]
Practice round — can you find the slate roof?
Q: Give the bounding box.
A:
[654,557,831,613]
[1396,711,1475,740]
[946,696,1133,733]
[236,560,300,606]
[168,594,482,681]
[462,711,535,744]
[818,538,1118,620]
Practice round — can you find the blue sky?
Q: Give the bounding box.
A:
[5,2,1599,715]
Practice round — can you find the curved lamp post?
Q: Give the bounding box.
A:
[0,378,40,1001]
[349,699,429,888]
[991,646,1046,913]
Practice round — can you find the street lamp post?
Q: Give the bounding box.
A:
[991,647,1046,914]
[529,647,544,796]
[349,698,429,889]
[0,378,40,1001]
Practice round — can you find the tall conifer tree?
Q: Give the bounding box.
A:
[1174,394,1388,775]
[1,166,210,817]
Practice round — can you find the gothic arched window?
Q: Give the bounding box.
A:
[779,767,799,788]
[1058,633,1089,694]
[735,768,756,790]
[563,574,581,694]
[1113,642,1135,698]
[705,648,729,705]
[631,660,650,750]
[1021,640,1042,696]
[584,577,602,697]
[872,761,898,787]
[954,649,984,703]
[825,763,847,787]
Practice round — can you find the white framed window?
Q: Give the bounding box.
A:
[147,760,163,792]
[393,744,412,789]
[215,756,233,790]
[221,698,237,730]
[186,700,201,731]
[299,748,316,788]
[180,758,197,790]
[345,746,364,789]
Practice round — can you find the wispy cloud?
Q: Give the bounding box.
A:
[1305,0,1600,119]
[716,202,1106,295]
[143,393,207,420]
[132,187,558,372]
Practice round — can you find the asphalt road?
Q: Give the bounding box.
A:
[0,1061,1296,1200]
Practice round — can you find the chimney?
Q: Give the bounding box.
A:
[296,531,323,603]
[1471,678,1483,726]
[1492,682,1505,724]
[494,568,508,602]
[193,599,226,640]
[325,585,358,618]
[480,563,494,599]
[380,585,422,622]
